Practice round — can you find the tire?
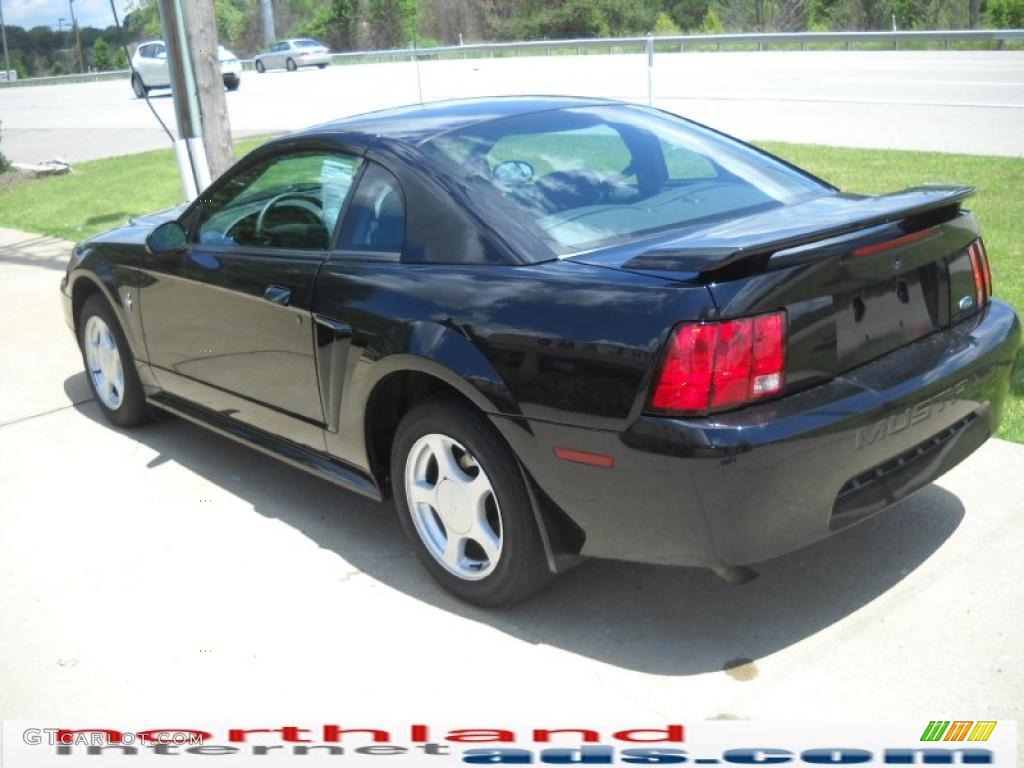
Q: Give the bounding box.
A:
[131,73,148,99]
[317,63,327,69]
[391,396,552,607]
[77,293,151,428]
[225,76,240,91]
[255,59,265,73]
[286,57,297,72]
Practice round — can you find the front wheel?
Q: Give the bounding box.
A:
[391,397,552,606]
[78,294,151,428]
[225,76,240,91]
[286,57,297,72]
[131,73,148,99]
[317,63,327,69]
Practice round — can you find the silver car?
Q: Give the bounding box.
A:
[131,40,242,97]
[254,39,331,72]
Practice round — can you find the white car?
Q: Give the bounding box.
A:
[254,39,331,73]
[131,40,242,98]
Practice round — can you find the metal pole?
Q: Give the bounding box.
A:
[156,0,205,200]
[0,0,12,81]
[646,32,654,107]
[412,38,423,105]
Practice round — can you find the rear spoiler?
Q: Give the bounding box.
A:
[623,185,974,277]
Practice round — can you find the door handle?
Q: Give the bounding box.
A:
[263,285,291,306]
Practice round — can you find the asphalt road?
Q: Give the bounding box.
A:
[1,50,1022,165]
[0,226,1022,744]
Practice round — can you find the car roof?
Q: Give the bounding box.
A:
[291,96,619,147]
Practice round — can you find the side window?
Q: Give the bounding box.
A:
[338,164,406,255]
[194,151,362,251]
[660,139,717,181]
[138,44,154,58]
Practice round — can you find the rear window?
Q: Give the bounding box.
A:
[295,39,321,47]
[424,105,828,255]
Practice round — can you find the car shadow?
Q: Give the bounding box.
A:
[64,373,965,676]
[0,233,71,271]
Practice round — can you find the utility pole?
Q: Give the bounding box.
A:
[156,0,209,200]
[0,0,11,81]
[259,0,276,46]
[68,0,83,73]
[181,0,235,179]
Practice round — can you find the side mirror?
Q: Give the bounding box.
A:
[146,220,187,256]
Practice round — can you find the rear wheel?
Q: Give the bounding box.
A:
[317,63,327,69]
[255,59,265,73]
[225,75,240,91]
[286,57,297,72]
[131,73,148,99]
[391,397,552,606]
[78,294,151,428]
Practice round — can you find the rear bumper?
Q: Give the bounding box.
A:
[298,53,331,66]
[500,300,1021,568]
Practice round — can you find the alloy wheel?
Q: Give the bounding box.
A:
[84,315,125,410]
[404,433,503,580]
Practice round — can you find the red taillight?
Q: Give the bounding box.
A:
[650,311,786,415]
[967,239,992,307]
[650,323,716,412]
[751,312,785,396]
[975,239,993,299]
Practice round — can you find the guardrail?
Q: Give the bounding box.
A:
[3,29,1022,88]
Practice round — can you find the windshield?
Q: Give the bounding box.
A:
[423,105,830,256]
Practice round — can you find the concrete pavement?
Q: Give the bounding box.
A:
[0,226,1022,741]
[1,50,1022,164]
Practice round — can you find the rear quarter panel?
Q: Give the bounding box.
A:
[312,258,715,468]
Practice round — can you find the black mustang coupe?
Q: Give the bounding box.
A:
[62,97,1021,605]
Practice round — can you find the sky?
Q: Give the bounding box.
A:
[1,0,134,30]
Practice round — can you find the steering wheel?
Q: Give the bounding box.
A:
[254,191,323,243]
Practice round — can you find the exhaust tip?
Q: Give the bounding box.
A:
[711,565,758,585]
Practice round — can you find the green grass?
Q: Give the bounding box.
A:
[0,138,1020,439]
[0,136,268,242]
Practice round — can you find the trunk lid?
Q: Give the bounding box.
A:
[569,185,985,393]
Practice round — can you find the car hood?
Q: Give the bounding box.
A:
[81,205,187,248]
[129,204,189,228]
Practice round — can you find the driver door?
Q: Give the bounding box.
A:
[140,147,363,450]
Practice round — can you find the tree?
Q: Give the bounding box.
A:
[669,0,711,30]
[700,6,724,30]
[988,0,1024,26]
[92,38,113,70]
[308,0,360,49]
[364,0,418,47]
[653,10,682,32]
